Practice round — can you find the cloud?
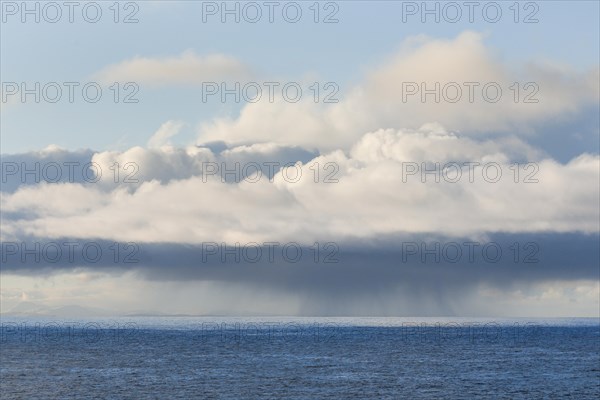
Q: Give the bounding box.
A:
[1,126,598,245]
[0,139,317,194]
[2,131,598,317]
[3,31,598,317]
[197,32,599,153]
[93,50,254,86]
[1,233,598,316]
[147,120,185,148]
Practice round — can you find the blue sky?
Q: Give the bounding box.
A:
[2,0,599,153]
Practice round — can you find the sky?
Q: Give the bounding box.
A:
[0,0,599,316]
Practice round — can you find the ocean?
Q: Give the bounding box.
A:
[1,317,599,399]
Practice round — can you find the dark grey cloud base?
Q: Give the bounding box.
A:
[2,233,597,284]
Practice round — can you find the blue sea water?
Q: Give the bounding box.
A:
[1,317,599,399]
